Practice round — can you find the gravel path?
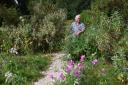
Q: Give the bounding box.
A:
[34,52,66,85]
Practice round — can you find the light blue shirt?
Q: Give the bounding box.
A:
[71,22,85,34]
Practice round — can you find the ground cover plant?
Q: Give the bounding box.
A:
[0,53,51,85]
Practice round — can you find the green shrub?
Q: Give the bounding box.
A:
[55,56,128,85]
[63,9,128,85]
[0,3,67,54]
[29,2,67,52]
[79,58,127,85]
[0,6,19,25]
[65,11,126,61]
[91,0,128,21]
[81,10,100,25]
[53,0,91,18]
[0,24,32,54]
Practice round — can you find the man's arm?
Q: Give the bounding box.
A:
[76,23,85,36]
[80,23,85,32]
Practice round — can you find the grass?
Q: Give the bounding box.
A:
[0,53,51,85]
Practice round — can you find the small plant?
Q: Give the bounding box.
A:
[55,55,86,85]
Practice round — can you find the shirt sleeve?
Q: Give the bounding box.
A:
[70,22,74,33]
[81,23,85,30]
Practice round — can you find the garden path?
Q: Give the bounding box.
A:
[34,52,66,85]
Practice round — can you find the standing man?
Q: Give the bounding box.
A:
[71,14,85,37]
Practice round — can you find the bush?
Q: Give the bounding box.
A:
[64,11,126,61]
[55,56,128,85]
[0,24,32,54]
[54,0,91,18]
[0,2,67,54]
[81,10,100,25]
[63,9,128,84]
[91,0,128,21]
[0,5,19,25]
[78,58,127,85]
[30,2,67,52]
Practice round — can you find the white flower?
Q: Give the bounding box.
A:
[5,71,12,77]
[19,16,23,20]
[5,71,14,83]
[9,48,18,54]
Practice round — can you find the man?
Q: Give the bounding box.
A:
[71,14,85,37]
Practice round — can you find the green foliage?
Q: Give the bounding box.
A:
[30,2,67,52]
[106,0,128,20]
[28,0,91,18]
[0,3,67,53]
[64,31,98,60]
[81,10,100,25]
[55,57,128,85]
[63,3,128,84]
[56,0,80,18]
[0,24,32,54]
[0,0,128,84]
[90,0,110,12]
[0,6,18,25]
[79,58,127,85]
[0,53,51,85]
[91,0,128,21]
[54,0,91,18]
[65,11,127,61]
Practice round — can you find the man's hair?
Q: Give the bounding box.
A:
[75,14,80,21]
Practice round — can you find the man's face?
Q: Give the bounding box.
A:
[76,17,80,23]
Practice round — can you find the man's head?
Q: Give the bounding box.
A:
[75,14,81,23]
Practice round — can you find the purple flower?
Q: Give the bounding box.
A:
[65,60,75,74]
[68,60,74,66]
[91,59,98,65]
[65,65,73,74]
[48,72,54,79]
[74,69,81,78]
[80,55,85,62]
[77,63,84,70]
[59,72,65,80]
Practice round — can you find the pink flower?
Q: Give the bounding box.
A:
[80,55,85,62]
[59,72,65,80]
[91,59,98,65]
[68,60,74,66]
[74,69,81,78]
[48,72,54,79]
[65,60,75,74]
[65,65,73,74]
[77,63,84,70]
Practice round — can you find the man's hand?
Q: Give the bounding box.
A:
[77,29,84,35]
[75,31,80,36]
[74,28,85,36]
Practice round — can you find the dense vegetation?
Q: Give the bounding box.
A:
[0,0,128,85]
[0,53,50,84]
[60,0,128,84]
